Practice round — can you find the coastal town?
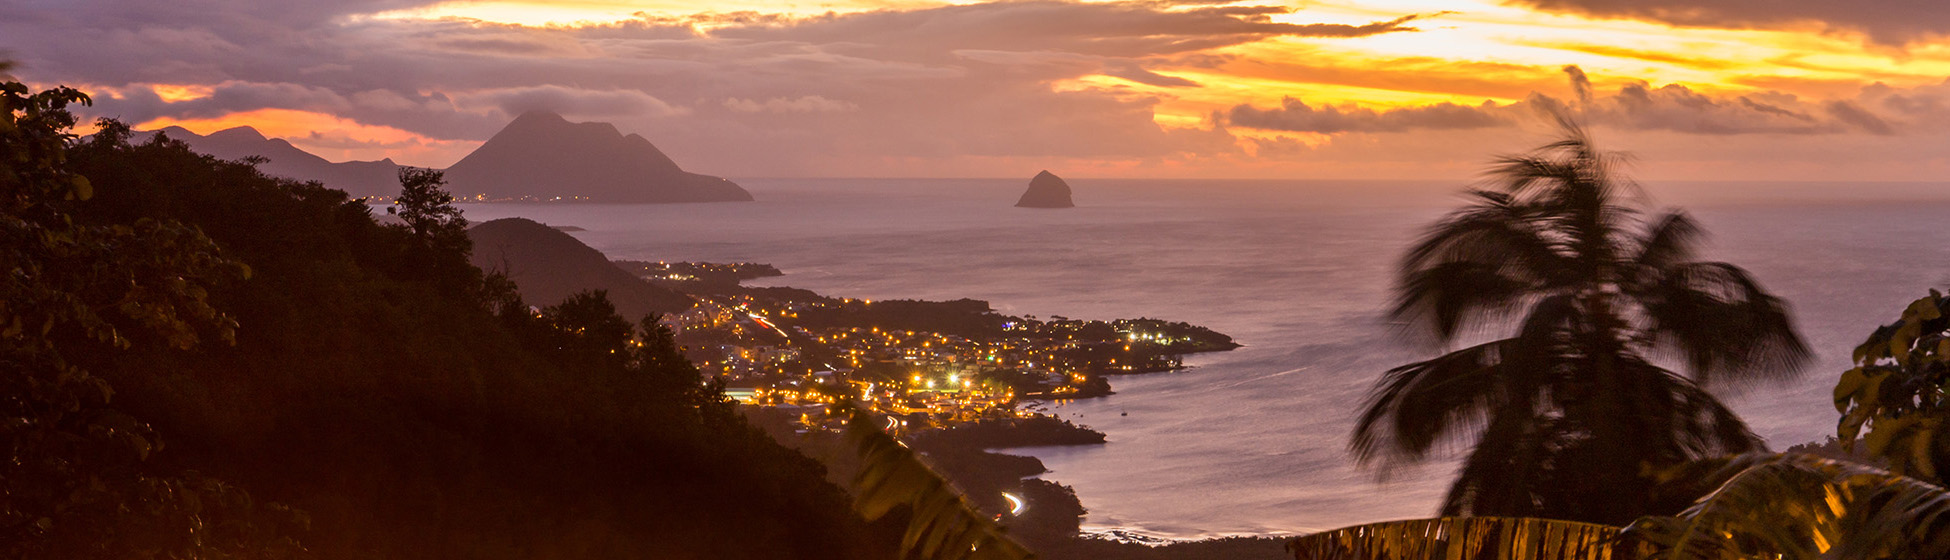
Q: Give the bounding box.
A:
[641,262,1239,432]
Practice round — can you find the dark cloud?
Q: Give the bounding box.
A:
[83,81,506,139]
[1506,0,1950,46]
[1226,98,1507,133]
[7,0,1432,172]
[1523,42,1736,71]
[1226,66,1918,137]
[707,2,1435,58]
[466,86,685,118]
[1103,61,1200,88]
[4,0,1940,178]
[294,130,434,151]
[1584,81,1860,135]
[1823,100,1894,135]
[722,96,857,113]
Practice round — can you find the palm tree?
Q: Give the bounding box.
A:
[1350,120,1811,525]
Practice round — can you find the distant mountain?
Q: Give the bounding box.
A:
[467,217,693,319]
[1015,170,1075,208]
[442,111,753,203]
[150,126,402,198]
[142,111,751,203]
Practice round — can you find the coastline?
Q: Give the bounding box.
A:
[648,258,1259,557]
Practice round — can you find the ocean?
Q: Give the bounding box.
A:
[455,178,1950,540]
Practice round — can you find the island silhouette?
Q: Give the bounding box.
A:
[445,110,752,203]
[145,110,752,203]
[1015,170,1075,208]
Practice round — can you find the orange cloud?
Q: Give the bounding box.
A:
[138,109,478,167]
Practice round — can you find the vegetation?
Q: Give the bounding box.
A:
[1303,283,1950,559]
[4,79,897,559]
[1623,453,1950,559]
[840,402,1035,560]
[2,73,304,560]
[1352,121,1810,525]
[23,69,1946,560]
[1285,451,1950,560]
[1835,289,1950,485]
[1289,516,1637,560]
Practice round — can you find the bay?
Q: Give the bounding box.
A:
[455,178,1950,539]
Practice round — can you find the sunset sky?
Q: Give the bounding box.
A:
[10,0,1950,180]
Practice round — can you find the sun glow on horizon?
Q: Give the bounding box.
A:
[137,109,478,167]
[1031,0,1950,139]
[82,0,1950,179]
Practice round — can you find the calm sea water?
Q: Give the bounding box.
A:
[456,178,1950,539]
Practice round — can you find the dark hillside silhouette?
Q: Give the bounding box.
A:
[442,110,753,202]
[149,125,401,198]
[52,115,890,559]
[468,217,693,318]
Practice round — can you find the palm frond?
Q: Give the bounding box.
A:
[841,402,1035,560]
[1624,453,1950,560]
[1393,261,1536,342]
[1625,211,1702,283]
[1610,357,1762,459]
[1397,190,1569,340]
[1635,262,1811,388]
[1352,339,1519,466]
[1487,154,1583,203]
[1288,516,1638,560]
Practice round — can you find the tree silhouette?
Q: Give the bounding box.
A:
[388,166,466,250]
[58,117,893,558]
[387,166,478,290]
[1,80,303,558]
[1352,120,1810,524]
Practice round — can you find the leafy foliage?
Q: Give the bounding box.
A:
[1835,290,1950,484]
[385,166,475,289]
[51,108,894,557]
[1624,453,1950,559]
[1288,516,1638,560]
[1353,120,1809,524]
[842,402,1036,560]
[2,82,304,558]
[386,167,464,245]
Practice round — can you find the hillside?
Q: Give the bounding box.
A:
[443,110,753,203]
[36,120,891,559]
[468,217,694,319]
[138,111,751,203]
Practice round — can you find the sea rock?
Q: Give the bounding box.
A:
[1015,170,1075,208]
